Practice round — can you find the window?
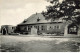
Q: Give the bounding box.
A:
[37,17,40,22]
[41,26,44,30]
[55,26,57,29]
[23,21,26,23]
[57,26,59,29]
[53,26,54,29]
[35,26,37,29]
[12,27,14,29]
[30,26,32,28]
[54,26,60,29]
[24,27,27,31]
[28,26,31,31]
[37,26,39,31]
[49,26,52,29]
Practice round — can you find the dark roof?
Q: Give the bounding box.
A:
[18,13,63,25]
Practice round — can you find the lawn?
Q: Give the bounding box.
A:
[0,35,80,52]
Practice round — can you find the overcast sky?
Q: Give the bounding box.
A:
[0,0,63,28]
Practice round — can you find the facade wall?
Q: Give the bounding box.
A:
[7,26,15,33]
[17,23,65,35]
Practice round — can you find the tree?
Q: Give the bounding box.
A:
[60,0,80,35]
[42,0,80,35]
[60,0,80,22]
[42,0,63,21]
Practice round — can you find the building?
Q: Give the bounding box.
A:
[1,13,78,36]
[16,13,67,35]
[1,25,16,35]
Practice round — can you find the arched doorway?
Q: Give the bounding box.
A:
[68,24,78,35]
[2,28,7,35]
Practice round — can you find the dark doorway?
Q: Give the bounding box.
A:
[3,28,7,35]
[68,24,78,35]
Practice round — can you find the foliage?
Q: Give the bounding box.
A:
[42,0,80,26]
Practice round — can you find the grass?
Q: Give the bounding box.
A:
[0,44,22,52]
[0,35,80,52]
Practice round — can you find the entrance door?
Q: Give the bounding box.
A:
[2,28,7,35]
[31,26,37,35]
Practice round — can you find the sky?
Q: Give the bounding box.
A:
[0,0,63,28]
